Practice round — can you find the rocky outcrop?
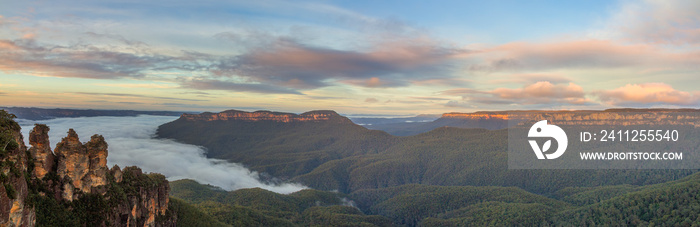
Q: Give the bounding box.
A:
[28,124,54,179]
[181,110,351,123]
[37,126,173,226]
[0,112,176,226]
[84,134,109,195]
[53,129,106,201]
[104,167,173,227]
[111,165,123,183]
[116,167,171,227]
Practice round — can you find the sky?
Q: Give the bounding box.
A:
[1,0,699,115]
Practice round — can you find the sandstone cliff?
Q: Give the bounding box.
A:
[441,109,700,127]
[28,125,54,180]
[0,111,176,226]
[52,129,111,201]
[180,109,352,123]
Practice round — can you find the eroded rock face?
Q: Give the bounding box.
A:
[113,167,171,227]
[54,129,91,201]
[111,165,123,183]
[84,134,109,194]
[28,124,54,179]
[21,124,174,226]
[51,129,111,201]
[181,109,351,123]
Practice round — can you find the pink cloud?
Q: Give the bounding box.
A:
[341,77,407,88]
[227,38,467,88]
[596,83,700,105]
[470,39,700,72]
[487,73,571,84]
[444,81,589,106]
[489,81,587,104]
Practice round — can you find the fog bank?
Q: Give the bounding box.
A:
[18,115,307,194]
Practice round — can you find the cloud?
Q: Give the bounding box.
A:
[0,15,16,27]
[410,78,471,86]
[604,0,700,45]
[446,81,589,105]
[595,83,700,106]
[179,77,303,95]
[18,116,307,194]
[439,88,486,96]
[0,38,194,79]
[469,39,700,72]
[211,38,466,89]
[95,83,176,89]
[364,98,378,103]
[1,31,468,94]
[410,96,450,101]
[488,73,572,84]
[73,92,206,102]
[477,40,662,70]
[342,77,407,88]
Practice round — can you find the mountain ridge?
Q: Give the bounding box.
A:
[157,108,697,196]
[180,109,352,123]
[368,108,700,136]
[3,107,185,121]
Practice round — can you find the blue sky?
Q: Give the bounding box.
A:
[1,0,699,115]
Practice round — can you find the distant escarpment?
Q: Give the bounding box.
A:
[444,109,700,127]
[180,109,352,123]
[0,110,175,226]
[368,109,700,136]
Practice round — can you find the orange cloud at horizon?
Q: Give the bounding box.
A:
[596,83,700,106]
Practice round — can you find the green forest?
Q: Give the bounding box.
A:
[171,172,700,226]
[159,113,700,226]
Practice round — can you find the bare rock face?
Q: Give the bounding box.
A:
[28,124,54,179]
[53,129,110,201]
[109,167,172,227]
[83,135,109,194]
[54,129,91,201]
[111,165,123,183]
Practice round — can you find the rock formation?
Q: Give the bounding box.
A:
[0,113,176,226]
[112,167,172,227]
[28,124,54,179]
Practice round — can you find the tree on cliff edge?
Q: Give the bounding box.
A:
[0,110,19,154]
